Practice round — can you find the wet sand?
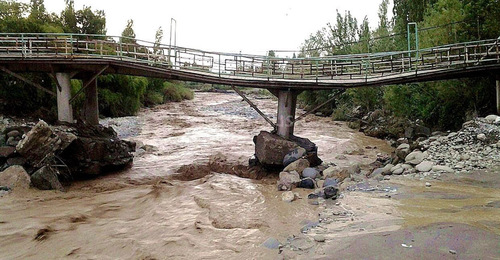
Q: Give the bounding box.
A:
[0,92,499,259]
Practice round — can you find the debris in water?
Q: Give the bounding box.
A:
[401,243,413,248]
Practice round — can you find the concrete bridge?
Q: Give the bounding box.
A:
[0,33,499,138]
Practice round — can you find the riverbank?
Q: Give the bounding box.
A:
[0,92,498,259]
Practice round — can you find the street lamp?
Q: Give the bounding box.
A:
[169,18,177,65]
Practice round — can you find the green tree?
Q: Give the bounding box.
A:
[372,0,394,52]
[76,6,106,34]
[61,0,77,33]
[121,19,136,43]
[153,26,163,56]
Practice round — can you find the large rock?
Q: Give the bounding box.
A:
[254,131,322,167]
[58,123,135,176]
[484,115,499,123]
[416,161,434,172]
[302,168,319,179]
[323,164,360,181]
[297,179,316,189]
[283,147,307,167]
[396,143,410,160]
[0,165,30,190]
[277,171,301,191]
[31,166,64,191]
[405,151,427,165]
[16,120,61,167]
[0,146,15,158]
[283,159,310,174]
[255,131,298,166]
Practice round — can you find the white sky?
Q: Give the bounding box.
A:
[20,0,392,56]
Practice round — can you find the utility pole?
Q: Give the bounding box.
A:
[168,18,177,66]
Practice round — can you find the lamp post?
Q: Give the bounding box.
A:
[169,18,177,66]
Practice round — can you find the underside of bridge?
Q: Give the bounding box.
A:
[2,67,500,141]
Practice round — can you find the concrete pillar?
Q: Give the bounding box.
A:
[277,90,298,139]
[83,78,99,125]
[55,73,73,123]
[497,80,500,115]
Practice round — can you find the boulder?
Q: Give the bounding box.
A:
[277,171,301,191]
[58,124,135,176]
[16,121,61,167]
[416,161,434,172]
[477,134,487,141]
[6,130,20,138]
[381,164,394,176]
[324,186,338,199]
[31,166,64,191]
[283,159,310,174]
[414,126,431,138]
[297,179,316,189]
[6,157,26,166]
[254,131,298,166]
[396,143,410,160]
[0,146,15,158]
[302,168,319,179]
[323,178,339,188]
[391,164,404,175]
[0,165,30,190]
[484,115,498,123]
[405,151,427,165]
[281,191,297,203]
[283,147,307,167]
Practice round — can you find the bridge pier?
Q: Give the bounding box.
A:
[276,90,300,139]
[83,77,99,125]
[55,73,74,123]
[497,79,500,115]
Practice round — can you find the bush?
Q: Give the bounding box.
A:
[163,81,194,102]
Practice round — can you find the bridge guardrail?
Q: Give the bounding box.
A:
[0,33,498,83]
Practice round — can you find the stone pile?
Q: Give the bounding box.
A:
[276,150,361,203]
[0,119,135,193]
[371,115,500,178]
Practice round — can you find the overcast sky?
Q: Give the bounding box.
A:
[20,0,392,56]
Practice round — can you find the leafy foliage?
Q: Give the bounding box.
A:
[299,0,500,130]
[0,0,193,119]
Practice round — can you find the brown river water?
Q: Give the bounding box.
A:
[0,92,499,259]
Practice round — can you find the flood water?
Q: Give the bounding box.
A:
[0,92,499,259]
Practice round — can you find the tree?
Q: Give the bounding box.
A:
[29,0,46,22]
[76,6,106,35]
[61,0,77,33]
[121,19,136,44]
[372,0,394,52]
[153,26,163,56]
[357,16,371,53]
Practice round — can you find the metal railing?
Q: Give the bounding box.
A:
[0,33,499,84]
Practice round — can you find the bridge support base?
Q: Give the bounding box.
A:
[496,79,500,115]
[83,78,99,125]
[276,90,299,139]
[55,73,74,123]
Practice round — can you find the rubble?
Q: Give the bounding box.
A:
[373,115,500,178]
[0,119,135,191]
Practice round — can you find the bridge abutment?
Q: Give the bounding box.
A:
[55,73,74,123]
[276,90,299,139]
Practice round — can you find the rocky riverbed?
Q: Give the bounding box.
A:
[0,92,499,259]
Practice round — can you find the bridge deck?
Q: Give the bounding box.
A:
[0,33,499,89]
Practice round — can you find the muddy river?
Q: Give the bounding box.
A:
[0,92,499,259]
